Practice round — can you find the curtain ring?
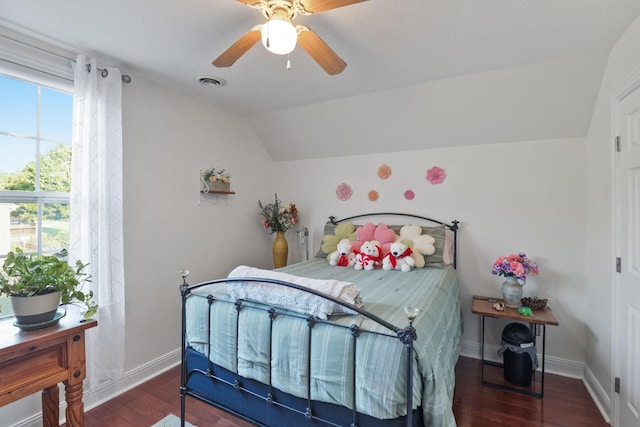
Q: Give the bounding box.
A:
[86,63,91,73]
[101,68,109,78]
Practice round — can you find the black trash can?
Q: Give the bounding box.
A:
[500,322,536,387]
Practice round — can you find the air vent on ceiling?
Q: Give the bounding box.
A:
[197,76,227,87]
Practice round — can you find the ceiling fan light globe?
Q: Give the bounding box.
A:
[261,19,297,55]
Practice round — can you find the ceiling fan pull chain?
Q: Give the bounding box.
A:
[287,57,291,70]
[265,22,271,48]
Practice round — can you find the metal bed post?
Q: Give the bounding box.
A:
[305,316,315,421]
[451,220,459,269]
[267,308,276,404]
[349,323,360,427]
[398,308,418,427]
[179,270,190,427]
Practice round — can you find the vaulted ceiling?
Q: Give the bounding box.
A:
[2,0,639,160]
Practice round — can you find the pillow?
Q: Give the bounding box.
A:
[421,225,447,266]
[351,222,397,255]
[443,229,455,265]
[389,224,448,267]
[315,221,356,259]
[315,221,338,258]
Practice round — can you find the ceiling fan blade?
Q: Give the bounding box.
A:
[297,27,347,75]
[235,0,262,5]
[298,0,368,13]
[212,29,262,67]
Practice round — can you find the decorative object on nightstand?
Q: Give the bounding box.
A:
[521,296,548,310]
[491,252,539,308]
[201,166,233,194]
[258,194,299,268]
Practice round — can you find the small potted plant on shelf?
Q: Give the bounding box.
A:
[0,248,98,328]
[201,167,231,193]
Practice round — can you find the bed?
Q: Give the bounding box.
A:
[179,213,461,427]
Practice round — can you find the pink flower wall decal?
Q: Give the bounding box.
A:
[336,182,353,201]
[404,189,415,200]
[426,166,446,184]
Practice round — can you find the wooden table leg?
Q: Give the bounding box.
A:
[65,330,87,427]
[64,381,84,427]
[42,385,59,427]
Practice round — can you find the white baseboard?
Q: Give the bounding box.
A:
[459,338,584,378]
[460,338,612,423]
[8,348,181,427]
[81,347,182,412]
[583,365,612,424]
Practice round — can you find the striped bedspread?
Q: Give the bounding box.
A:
[185,259,461,427]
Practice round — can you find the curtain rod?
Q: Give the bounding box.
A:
[86,63,131,83]
[0,33,132,83]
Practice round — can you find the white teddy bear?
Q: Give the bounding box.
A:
[329,239,356,267]
[382,241,416,272]
[354,241,382,271]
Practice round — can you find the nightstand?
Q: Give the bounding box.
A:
[472,295,559,398]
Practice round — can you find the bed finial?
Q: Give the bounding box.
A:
[179,269,189,285]
[329,215,338,225]
[404,306,419,324]
[398,307,418,345]
[179,269,190,296]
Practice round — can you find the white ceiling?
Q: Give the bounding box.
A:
[1,0,640,159]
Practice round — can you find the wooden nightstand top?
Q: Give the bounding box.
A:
[472,295,559,326]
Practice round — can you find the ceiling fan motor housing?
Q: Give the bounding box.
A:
[261,9,298,54]
[213,0,361,74]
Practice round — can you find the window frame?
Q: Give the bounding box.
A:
[0,72,73,256]
[0,72,74,318]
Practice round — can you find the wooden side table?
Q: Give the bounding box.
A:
[472,295,558,398]
[0,306,97,426]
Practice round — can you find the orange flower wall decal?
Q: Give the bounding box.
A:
[368,190,379,201]
[377,164,392,179]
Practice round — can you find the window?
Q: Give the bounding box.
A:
[0,73,73,317]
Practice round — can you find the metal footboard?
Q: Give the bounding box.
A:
[179,275,419,427]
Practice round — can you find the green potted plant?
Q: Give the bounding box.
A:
[0,248,98,327]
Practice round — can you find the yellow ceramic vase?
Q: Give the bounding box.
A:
[272,231,288,268]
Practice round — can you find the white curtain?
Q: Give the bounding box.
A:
[69,55,126,390]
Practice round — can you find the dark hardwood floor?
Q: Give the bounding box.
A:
[68,356,609,427]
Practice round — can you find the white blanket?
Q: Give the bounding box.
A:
[227,265,363,319]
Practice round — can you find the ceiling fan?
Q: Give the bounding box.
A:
[212,0,369,75]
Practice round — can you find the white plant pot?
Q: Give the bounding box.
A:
[10,291,61,325]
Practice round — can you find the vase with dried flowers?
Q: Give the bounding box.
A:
[258,194,299,268]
